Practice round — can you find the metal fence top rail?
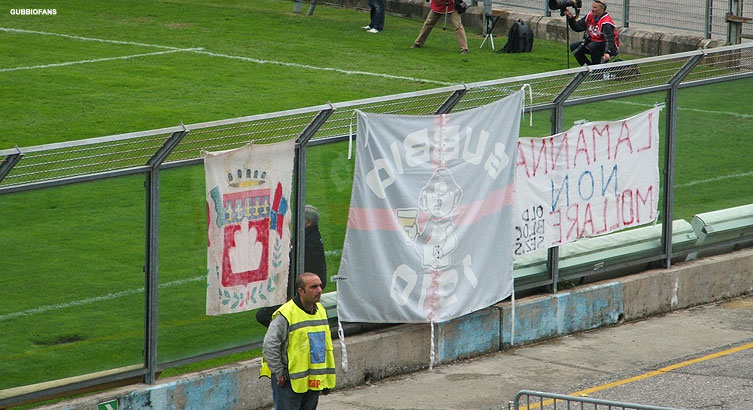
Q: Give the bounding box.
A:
[511,390,685,410]
[1,42,753,193]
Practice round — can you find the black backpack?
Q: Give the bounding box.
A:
[498,19,534,53]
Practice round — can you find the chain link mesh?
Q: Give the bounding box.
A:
[2,44,753,191]
[1,133,171,188]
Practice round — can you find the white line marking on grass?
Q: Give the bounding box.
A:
[676,171,753,188]
[0,275,205,321]
[615,100,753,119]
[325,249,342,257]
[0,27,182,50]
[193,50,453,86]
[0,48,203,72]
[2,27,450,85]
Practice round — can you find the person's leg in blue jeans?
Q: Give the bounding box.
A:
[367,0,385,32]
[270,377,320,410]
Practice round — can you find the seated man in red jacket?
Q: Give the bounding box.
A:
[564,0,619,65]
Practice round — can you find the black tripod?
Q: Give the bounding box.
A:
[480,14,501,50]
[562,7,580,68]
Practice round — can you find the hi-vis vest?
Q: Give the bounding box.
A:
[260,300,336,393]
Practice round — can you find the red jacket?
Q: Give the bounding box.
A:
[430,0,455,13]
[585,11,619,47]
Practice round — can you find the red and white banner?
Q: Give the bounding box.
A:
[514,107,661,256]
[204,141,294,315]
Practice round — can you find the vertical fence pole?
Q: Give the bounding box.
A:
[143,129,188,384]
[623,0,631,27]
[661,54,704,268]
[291,108,334,297]
[546,70,589,292]
[0,148,23,185]
[705,0,713,39]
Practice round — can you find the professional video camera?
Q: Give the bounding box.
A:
[548,0,582,16]
[572,34,591,57]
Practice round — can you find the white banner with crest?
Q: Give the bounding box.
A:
[204,141,294,315]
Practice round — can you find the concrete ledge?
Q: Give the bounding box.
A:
[499,281,624,347]
[334,323,431,388]
[437,305,501,363]
[31,248,753,410]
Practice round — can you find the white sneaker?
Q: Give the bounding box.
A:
[367,28,379,33]
[362,25,372,29]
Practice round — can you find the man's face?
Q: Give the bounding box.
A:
[426,181,455,218]
[299,275,323,305]
[592,2,605,17]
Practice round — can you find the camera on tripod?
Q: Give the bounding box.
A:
[548,0,582,16]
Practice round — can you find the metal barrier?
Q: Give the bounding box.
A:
[1,43,753,408]
[509,390,684,410]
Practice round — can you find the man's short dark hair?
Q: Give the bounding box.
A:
[295,272,319,291]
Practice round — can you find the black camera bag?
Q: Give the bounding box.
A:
[498,19,534,53]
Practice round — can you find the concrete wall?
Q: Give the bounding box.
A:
[328,0,726,55]
[33,248,753,410]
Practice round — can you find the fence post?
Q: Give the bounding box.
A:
[726,0,749,44]
[0,147,22,185]
[705,0,713,39]
[434,87,469,114]
[661,54,704,268]
[545,69,589,291]
[291,108,334,297]
[143,129,188,384]
[623,0,630,27]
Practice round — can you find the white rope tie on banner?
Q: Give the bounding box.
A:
[510,283,516,346]
[521,84,533,127]
[347,110,359,160]
[337,319,348,372]
[429,320,436,370]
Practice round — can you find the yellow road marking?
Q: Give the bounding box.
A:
[517,341,753,410]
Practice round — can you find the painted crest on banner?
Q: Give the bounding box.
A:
[204,141,294,315]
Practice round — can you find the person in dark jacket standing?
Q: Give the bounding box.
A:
[302,205,327,288]
[256,205,327,328]
[564,0,619,65]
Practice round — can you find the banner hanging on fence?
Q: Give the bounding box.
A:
[513,107,661,256]
[204,141,294,316]
[337,91,523,323]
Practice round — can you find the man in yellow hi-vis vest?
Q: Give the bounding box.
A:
[261,272,336,409]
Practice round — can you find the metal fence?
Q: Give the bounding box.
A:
[1,43,753,408]
[508,390,683,410]
[491,0,753,40]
